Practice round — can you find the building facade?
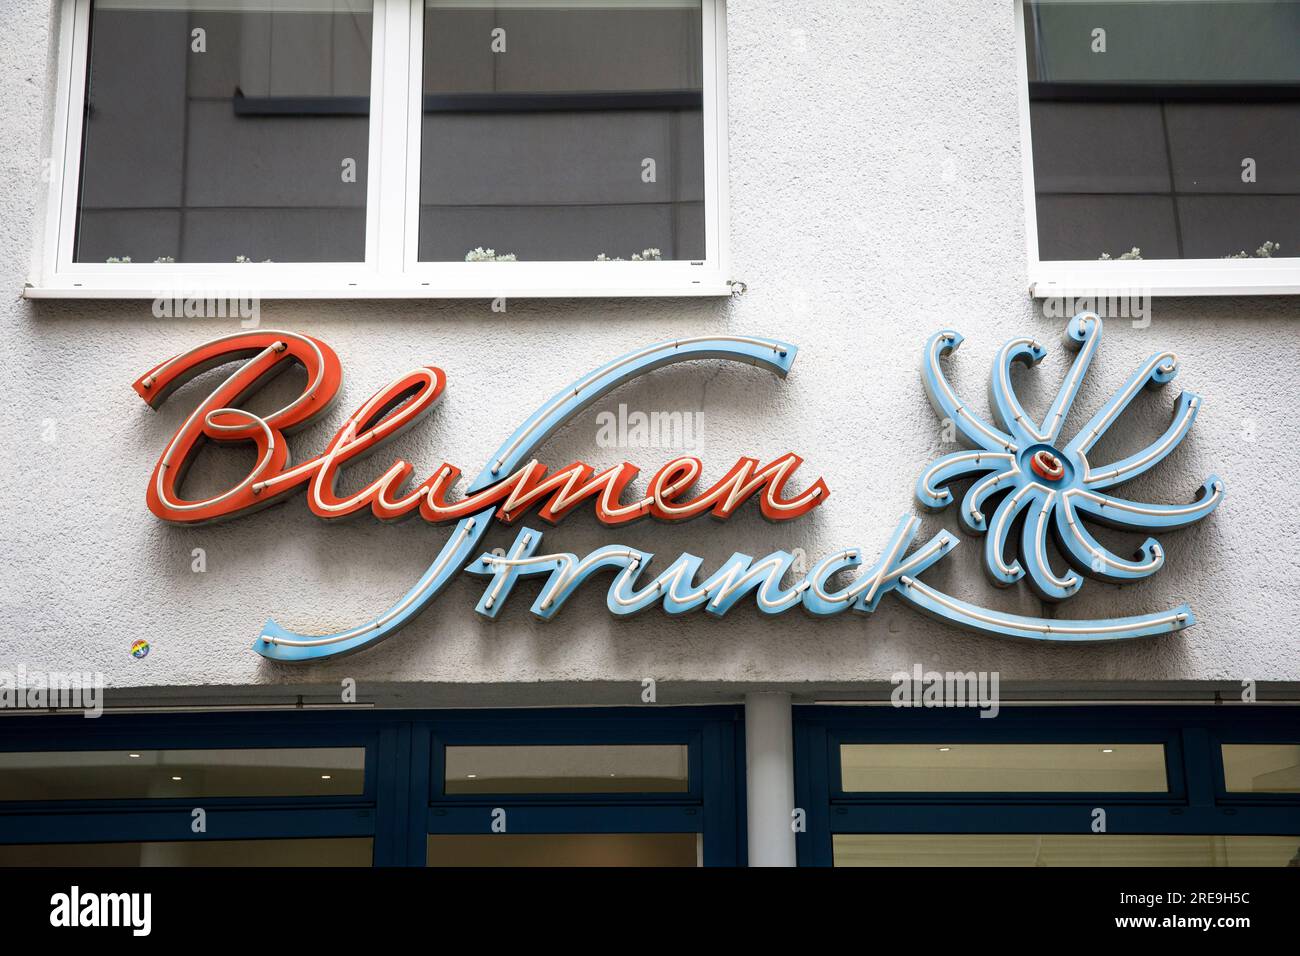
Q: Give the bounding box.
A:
[0,0,1297,866]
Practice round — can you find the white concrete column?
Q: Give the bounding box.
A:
[744,691,797,866]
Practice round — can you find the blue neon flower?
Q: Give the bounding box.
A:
[915,313,1224,601]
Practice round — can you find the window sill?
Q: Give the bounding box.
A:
[1029,259,1300,298]
[23,270,735,301]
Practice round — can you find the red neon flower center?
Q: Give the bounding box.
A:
[1030,449,1065,481]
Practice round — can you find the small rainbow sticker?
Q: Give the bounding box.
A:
[131,639,150,660]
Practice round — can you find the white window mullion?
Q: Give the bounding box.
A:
[372,0,414,278]
[401,0,424,276]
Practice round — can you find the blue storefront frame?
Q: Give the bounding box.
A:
[793,705,1300,866]
[4,703,1297,866]
[415,709,744,866]
[0,706,746,866]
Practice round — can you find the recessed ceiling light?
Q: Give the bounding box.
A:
[466,773,477,779]
[171,776,182,781]
[321,774,332,780]
[128,753,141,759]
[938,747,951,752]
[1101,748,1114,754]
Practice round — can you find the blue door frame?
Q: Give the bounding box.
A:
[0,706,746,866]
[793,705,1300,866]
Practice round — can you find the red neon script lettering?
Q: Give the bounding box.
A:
[134,333,829,527]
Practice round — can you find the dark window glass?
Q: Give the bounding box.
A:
[76,0,373,264]
[443,743,689,794]
[1023,0,1300,261]
[419,0,705,262]
[0,748,365,800]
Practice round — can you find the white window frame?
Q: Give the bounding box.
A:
[1013,0,1300,297]
[28,0,731,299]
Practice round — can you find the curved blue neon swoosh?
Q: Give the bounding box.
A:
[255,336,798,661]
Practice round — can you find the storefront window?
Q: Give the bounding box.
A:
[0,747,366,800]
[422,712,738,865]
[75,0,374,264]
[839,743,1168,793]
[444,744,689,794]
[1221,743,1300,792]
[832,834,1300,867]
[0,709,740,865]
[799,709,1300,867]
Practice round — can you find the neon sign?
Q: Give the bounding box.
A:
[133,316,1222,661]
[135,333,824,527]
[917,313,1222,598]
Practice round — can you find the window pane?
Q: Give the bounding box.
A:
[443,744,688,793]
[834,834,1300,867]
[839,743,1167,792]
[1222,743,1300,792]
[0,748,365,800]
[427,833,699,866]
[76,0,373,263]
[0,838,372,866]
[1023,0,1300,261]
[419,0,705,262]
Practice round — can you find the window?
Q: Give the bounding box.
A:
[0,722,382,866]
[425,712,742,866]
[417,1,706,264]
[33,0,730,298]
[839,743,1168,793]
[795,707,1300,867]
[1016,0,1300,295]
[1221,743,1300,793]
[0,747,366,800]
[444,744,689,794]
[0,708,742,866]
[73,0,374,266]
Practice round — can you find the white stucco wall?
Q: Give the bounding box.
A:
[1,1,1297,704]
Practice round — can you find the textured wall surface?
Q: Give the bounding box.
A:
[1,1,1298,702]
